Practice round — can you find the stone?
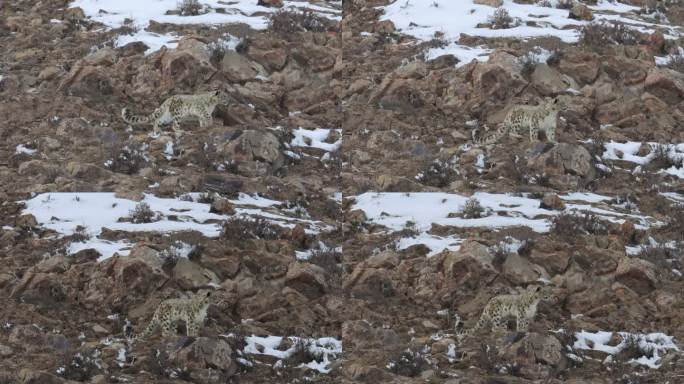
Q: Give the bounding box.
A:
[558,49,600,85]
[257,0,283,8]
[173,258,221,289]
[210,198,235,215]
[644,67,684,105]
[440,240,497,290]
[502,253,549,285]
[220,51,261,82]
[531,64,578,96]
[474,0,503,7]
[171,337,237,374]
[614,257,657,295]
[569,4,594,21]
[285,262,328,299]
[540,194,566,211]
[527,144,595,189]
[341,320,401,351]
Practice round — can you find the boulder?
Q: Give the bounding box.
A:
[502,253,549,284]
[531,64,578,95]
[257,0,283,8]
[474,0,503,7]
[440,240,497,290]
[160,38,216,89]
[171,337,237,374]
[220,51,262,82]
[172,258,220,290]
[569,4,594,21]
[341,320,401,351]
[644,67,684,105]
[614,256,657,294]
[527,144,595,189]
[285,262,328,299]
[558,49,600,85]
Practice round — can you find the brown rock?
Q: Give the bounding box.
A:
[569,4,594,21]
[210,198,235,215]
[257,0,283,8]
[341,320,400,351]
[441,240,497,290]
[527,144,595,189]
[540,194,566,211]
[171,337,237,373]
[644,67,684,105]
[220,51,260,82]
[474,0,503,6]
[502,253,549,285]
[614,256,657,294]
[173,258,220,289]
[558,49,600,85]
[285,262,328,298]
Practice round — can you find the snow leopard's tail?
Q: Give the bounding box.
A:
[121,107,161,125]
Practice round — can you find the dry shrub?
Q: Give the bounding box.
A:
[417,159,458,188]
[579,22,642,50]
[221,216,284,241]
[665,54,684,73]
[177,0,203,16]
[551,213,608,242]
[268,10,329,35]
[129,202,156,224]
[387,349,430,377]
[105,141,148,175]
[462,197,485,219]
[489,8,515,29]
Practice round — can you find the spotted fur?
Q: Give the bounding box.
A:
[132,290,213,340]
[455,286,553,341]
[121,90,230,135]
[472,98,561,145]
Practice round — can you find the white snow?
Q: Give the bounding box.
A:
[574,331,679,369]
[15,144,37,155]
[290,128,342,153]
[380,0,680,66]
[243,335,342,374]
[351,191,659,255]
[602,141,684,179]
[397,233,462,257]
[23,192,331,260]
[70,0,340,54]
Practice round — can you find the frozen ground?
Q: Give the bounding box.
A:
[573,331,679,369]
[351,191,659,256]
[601,141,684,179]
[380,0,681,66]
[240,334,342,373]
[23,192,332,260]
[70,0,341,53]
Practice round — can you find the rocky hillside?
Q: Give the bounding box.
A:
[1,0,684,382]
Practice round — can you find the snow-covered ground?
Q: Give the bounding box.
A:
[351,191,659,256]
[23,192,332,260]
[601,141,684,179]
[70,0,341,53]
[380,0,681,66]
[573,331,679,369]
[290,128,342,153]
[240,334,342,373]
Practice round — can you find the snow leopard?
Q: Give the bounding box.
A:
[129,290,213,340]
[121,89,230,136]
[472,98,561,145]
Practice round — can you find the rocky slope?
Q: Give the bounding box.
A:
[1,0,684,383]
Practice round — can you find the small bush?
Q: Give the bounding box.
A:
[579,22,642,50]
[60,349,101,381]
[665,205,684,241]
[71,225,90,242]
[177,0,203,16]
[462,198,486,219]
[551,213,608,242]
[221,216,283,241]
[615,335,653,363]
[537,0,552,7]
[648,144,682,171]
[665,54,684,73]
[308,247,343,289]
[105,142,148,175]
[268,10,328,35]
[637,243,682,275]
[284,338,323,367]
[129,202,155,224]
[387,349,430,377]
[417,159,458,188]
[489,8,515,29]
[556,0,574,10]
